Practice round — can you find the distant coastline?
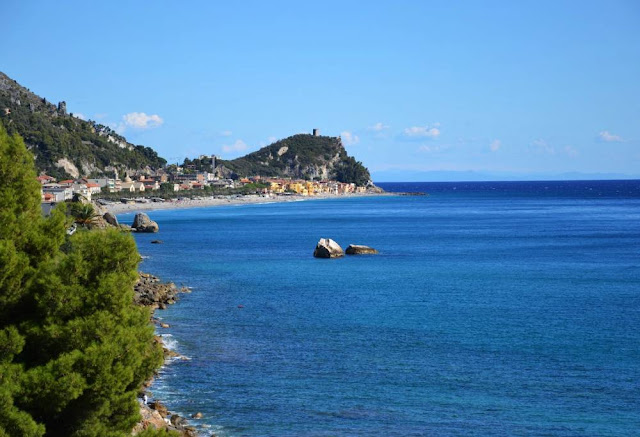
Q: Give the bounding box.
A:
[104,192,391,215]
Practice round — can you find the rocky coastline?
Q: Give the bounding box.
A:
[132,272,201,436]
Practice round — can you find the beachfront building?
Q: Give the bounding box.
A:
[87,178,116,192]
[41,184,73,202]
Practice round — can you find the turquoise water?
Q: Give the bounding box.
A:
[122,181,640,436]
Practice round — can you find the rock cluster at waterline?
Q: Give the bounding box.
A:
[313,239,378,258]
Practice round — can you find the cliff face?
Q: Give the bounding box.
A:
[0,72,166,179]
[217,134,372,186]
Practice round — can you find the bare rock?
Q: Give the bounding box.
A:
[345,244,379,255]
[148,400,169,418]
[103,212,118,227]
[313,238,344,258]
[170,414,188,427]
[132,212,159,233]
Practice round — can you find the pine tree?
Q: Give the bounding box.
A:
[0,123,165,436]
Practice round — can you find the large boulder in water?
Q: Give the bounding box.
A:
[346,244,378,255]
[132,212,159,233]
[313,238,344,258]
[103,212,118,227]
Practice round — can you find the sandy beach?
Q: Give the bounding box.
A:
[102,192,388,215]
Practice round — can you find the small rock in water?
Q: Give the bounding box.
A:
[132,212,159,233]
[345,244,379,255]
[313,238,345,258]
[151,239,163,244]
[191,412,203,419]
[160,323,170,328]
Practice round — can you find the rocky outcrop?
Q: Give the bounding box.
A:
[133,273,196,435]
[132,212,159,233]
[346,244,379,255]
[134,273,189,309]
[103,212,118,226]
[133,400,197,436]
[313,238,345,258]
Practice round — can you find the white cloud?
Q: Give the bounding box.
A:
[418,144,449,153]
[222,140,248,154]
[73,113,86,120]
[341,131,360,146]
[220,130,233,137]
[122,112,164,129]
[564,145,579,157]
[598,130,623,142]
[490,139,501,152]
[404,125,441,138]
[368,122,389,132]
[530,139,555,154]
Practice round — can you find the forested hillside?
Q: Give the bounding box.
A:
[217,134,372,186]
[0,72,166,180]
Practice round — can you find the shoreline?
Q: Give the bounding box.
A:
[133,273,199,436]
[127,191,391,436]
[104,192,391,215]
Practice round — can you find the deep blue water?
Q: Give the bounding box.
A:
[122,180,640,436]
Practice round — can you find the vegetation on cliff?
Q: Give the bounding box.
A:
[0,72,166,180]
[0,123,167,436]
[217,134,372,186]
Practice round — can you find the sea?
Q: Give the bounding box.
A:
[120,180,640,436]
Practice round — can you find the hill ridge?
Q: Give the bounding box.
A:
[216,133,373,186]
[0,71,166,180]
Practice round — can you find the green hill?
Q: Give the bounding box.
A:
[0,72,166,180]
[217,134,372,186]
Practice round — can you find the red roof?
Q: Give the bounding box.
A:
[86,183,100,188]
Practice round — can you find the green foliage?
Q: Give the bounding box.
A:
[333,156,370,186]
[0,122,163,436]
[67,203,99,228]
[0,73,166,180]
[182,156,215,173]
[239,182,269,193]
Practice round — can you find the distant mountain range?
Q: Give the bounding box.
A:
[0,71,166,180]
[372,169,640,182]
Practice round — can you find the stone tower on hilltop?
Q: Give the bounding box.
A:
[58,101,67,116]
[313,128,320,136]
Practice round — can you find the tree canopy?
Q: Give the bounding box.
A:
[0,123,165,436]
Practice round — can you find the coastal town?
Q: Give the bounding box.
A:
[37,153,370,206]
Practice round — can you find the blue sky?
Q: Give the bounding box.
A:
[3,1,639,181]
